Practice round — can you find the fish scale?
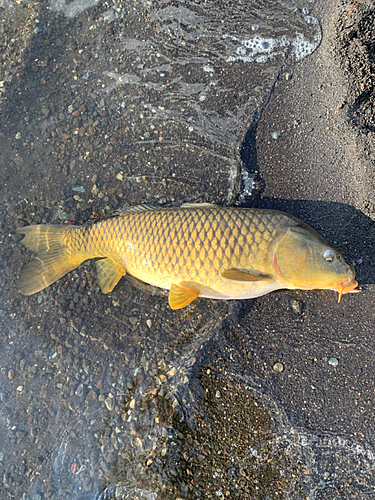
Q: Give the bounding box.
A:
[75,206,293,298]
[16,203,358,309]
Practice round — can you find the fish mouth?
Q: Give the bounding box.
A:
[334,278,359,303]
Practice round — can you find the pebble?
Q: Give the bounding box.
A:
[0,392,8,403]
[291,299,304,314]
[58,211,69,221]
[85,390,97,407]
[271,131,281,140]
[273,362,284,373]
[328,357,339,368]
[104,397,114,411]
[75,383,84,397]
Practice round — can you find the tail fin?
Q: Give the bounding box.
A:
[16,225,83,295]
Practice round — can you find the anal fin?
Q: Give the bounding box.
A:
[169,283,199,309]
[96,258,126,293]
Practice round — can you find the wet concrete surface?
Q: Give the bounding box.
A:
[1,0,375,499]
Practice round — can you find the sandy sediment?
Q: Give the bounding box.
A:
[255,0,375,219]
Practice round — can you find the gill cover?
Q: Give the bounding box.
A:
[274,226,356,292]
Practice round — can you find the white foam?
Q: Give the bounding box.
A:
[49,0,100,18]
[223,15,321,63]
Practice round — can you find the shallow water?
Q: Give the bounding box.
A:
[1,1,374,499]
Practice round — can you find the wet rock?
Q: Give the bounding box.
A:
[273,362,284,373]
[75,383,84,397]
[328,357,339,368]
[85,390,97,407]
[0,392,9,403]
[104,396,114,411]
[291,299,305,314]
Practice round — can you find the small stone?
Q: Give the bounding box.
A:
[271,131,281,140]
[85,390,97,407]
[215,390,221,398]
[15,132,22,140]
[16,386,23,392]
[328,357,339,368]
[291,299,304,314]
[273,362,284,373]
[167,367,176,377]
[146,319,152,328]
[0,392,9,402]
[58,212,69,221]
[104,397,114,411]
[116,172,123,181]
[129,317,138,325]
[75,383,84,397]
[7,370,14,380]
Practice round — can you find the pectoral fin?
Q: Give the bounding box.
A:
[221,268,273,282]
[96,258,126,293]
[169,283,200,309]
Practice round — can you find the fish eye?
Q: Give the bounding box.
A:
[323,249,335,262]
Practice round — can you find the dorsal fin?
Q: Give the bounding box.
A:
[112,204,157,216]
[180,202,218,208]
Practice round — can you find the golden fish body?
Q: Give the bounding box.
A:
[16,203,357,309]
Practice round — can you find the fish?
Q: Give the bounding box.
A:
[16,203,358,309]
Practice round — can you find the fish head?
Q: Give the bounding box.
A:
[274,225,358,301]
